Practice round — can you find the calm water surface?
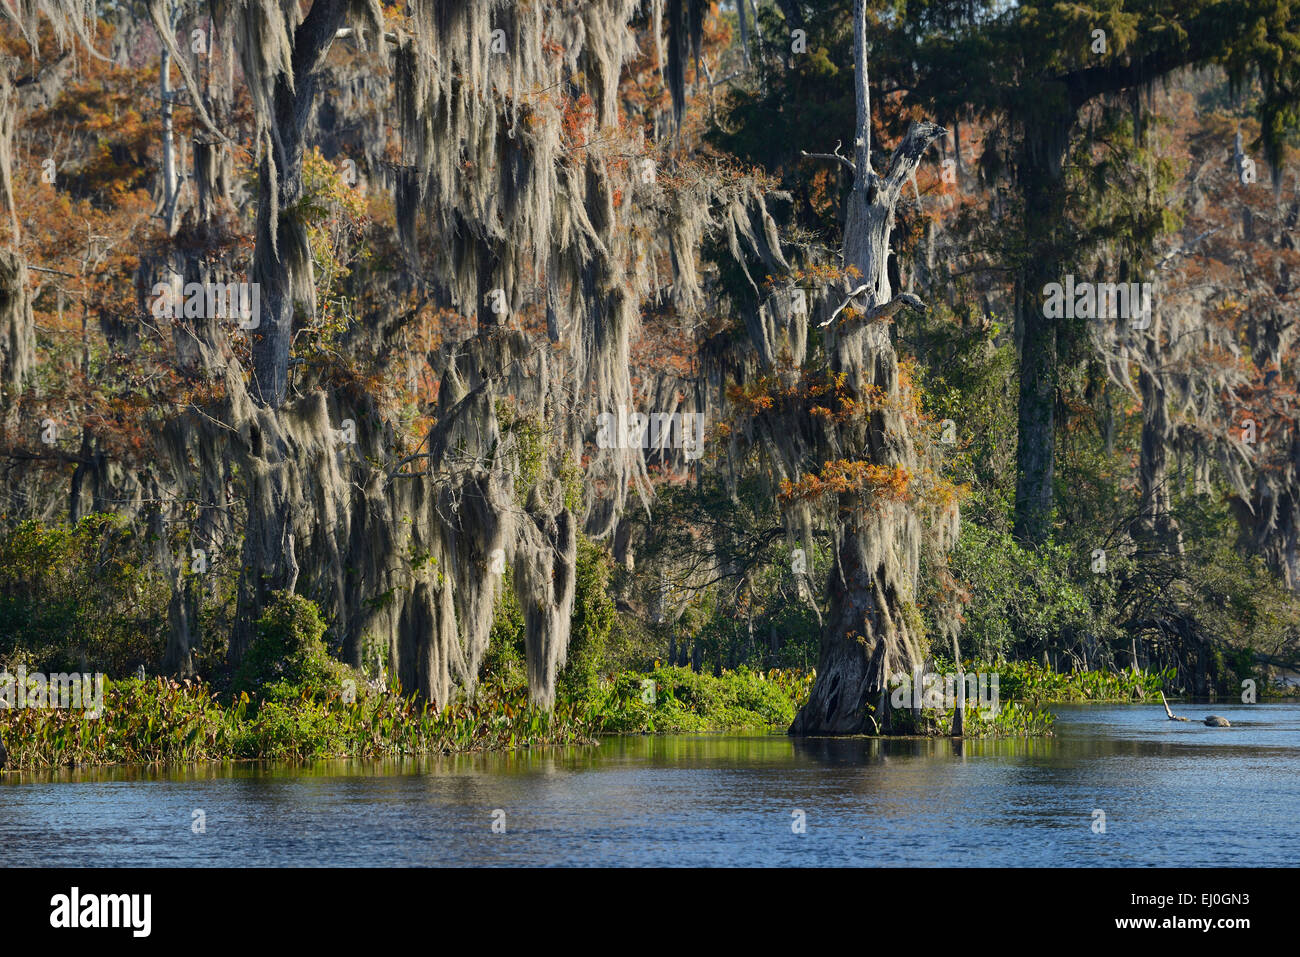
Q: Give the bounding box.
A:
[3,702,1297,866]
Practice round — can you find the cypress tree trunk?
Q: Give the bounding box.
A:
[790,0,945,735]
[1013,270,1057,543]
[246,2,345,409]
[1011,121,1071,543]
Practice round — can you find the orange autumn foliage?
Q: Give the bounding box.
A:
[779,460,915,506]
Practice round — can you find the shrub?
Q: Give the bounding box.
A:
[0,514,168,675]
[233,592,352,700]
[950,521,1108,662]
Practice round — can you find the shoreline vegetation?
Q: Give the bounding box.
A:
[4,587,1297,772]
[4,657,1293,773]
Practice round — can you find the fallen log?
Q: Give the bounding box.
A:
[1160,691,1230,727]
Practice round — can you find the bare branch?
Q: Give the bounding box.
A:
[821,282,872,327]
[881,121,949,200]
[822,289,926,331]
[801,140,857,177]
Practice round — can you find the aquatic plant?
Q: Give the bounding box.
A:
[0,675,600,771]
[586,665,813,734]
[979,659,1172,705]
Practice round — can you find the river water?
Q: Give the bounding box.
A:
[2,702,1296,866]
